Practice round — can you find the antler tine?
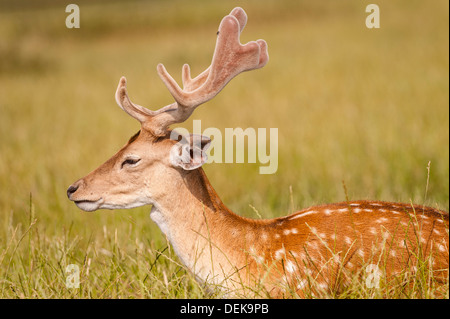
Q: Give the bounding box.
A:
[181,7,248,92]
[115,76,153,123]
[115,76,177,133]
[157,6,269,110]
[230,6,248,32]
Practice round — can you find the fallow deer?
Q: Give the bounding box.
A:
[67,7,449,297]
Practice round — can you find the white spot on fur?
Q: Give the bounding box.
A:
[324,209,332,216]
[307,241,319,250]
[282,228,298,236]
[261,232,268,241]
[318,282,329,290]
[290,210,317,220]
[344,236,352,245]
[358,249,365,258]
[333,254,341,263]
[370,203,383,206]
[254,255,265,264]
[297,279,307,290]
[274,247,286,260]
[285,260,297,274]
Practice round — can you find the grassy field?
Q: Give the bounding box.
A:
[0,0,448,298]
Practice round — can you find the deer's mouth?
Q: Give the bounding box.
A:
[74,198,103,212]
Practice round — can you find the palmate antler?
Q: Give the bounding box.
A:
[115,7,269,136]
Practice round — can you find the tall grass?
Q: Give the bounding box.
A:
[0,0,448,298]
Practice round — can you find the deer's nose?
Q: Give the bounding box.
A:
[67,184,79,199]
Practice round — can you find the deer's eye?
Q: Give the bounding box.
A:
[121,158,141,169]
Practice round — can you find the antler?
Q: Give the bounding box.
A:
[115,7,269,136]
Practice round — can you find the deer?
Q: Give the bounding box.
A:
[67,7,449,298]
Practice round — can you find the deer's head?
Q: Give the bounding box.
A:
[67,7,269,212]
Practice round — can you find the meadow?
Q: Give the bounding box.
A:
[0,0,448,298]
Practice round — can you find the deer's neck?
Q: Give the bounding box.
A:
[149,168,256,287]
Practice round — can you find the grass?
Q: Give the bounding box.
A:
[0,0,448,298]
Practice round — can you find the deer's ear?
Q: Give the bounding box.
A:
[170,134,211,170]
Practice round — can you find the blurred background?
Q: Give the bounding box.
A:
[0,0,448,297]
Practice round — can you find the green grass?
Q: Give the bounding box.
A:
[0,0,448,298]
